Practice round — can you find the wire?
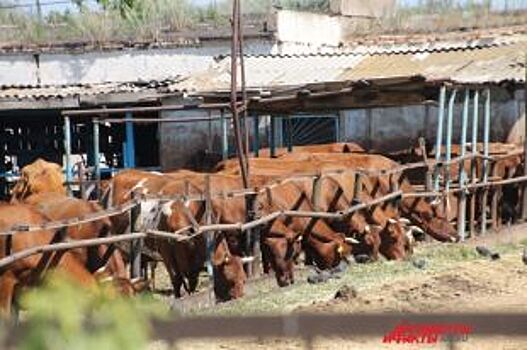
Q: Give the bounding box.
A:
[0,0,76,10]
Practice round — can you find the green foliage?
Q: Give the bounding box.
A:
[18,274,167,350]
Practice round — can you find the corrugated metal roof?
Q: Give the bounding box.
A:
[176,38,527,92]
[0,79,183,100]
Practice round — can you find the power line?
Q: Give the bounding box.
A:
[0,0,75,10]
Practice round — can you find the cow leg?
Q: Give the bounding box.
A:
[187,271,200,294]
[0,271,18,319]
[157,243,182,297]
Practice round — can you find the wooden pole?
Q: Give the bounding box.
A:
[130,199,142,279]
[523,54,527,221]
[253,115,260,157]
[230,0,250,189]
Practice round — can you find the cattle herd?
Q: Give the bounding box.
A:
[0,141,523,317]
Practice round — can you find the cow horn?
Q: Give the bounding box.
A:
[296,235,303,242]
[405,230,416,244]
[399,218,411,225]
[410,225,425,235]
[388,218,397,224]
[241,256,255,264]
[130,277,142,284]
[430,198,441,207]
[345,237,360,244]
[224,255,231,264]
[364,225,371,233]
[99,276,114,283]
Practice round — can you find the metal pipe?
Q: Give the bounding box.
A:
[286,116,293,153]
[334,114,341,142]
[457,89,470,241]
[62,102,239,117]
[93,118,100,198]
[221,109,229,161]
[523,54,527,221]
[253,114,260,157]
[469,90,479,237]
[434,85,446,191]
[270,115,276,158]
[481,88,491,235]
[63,116,72,195]
[125,111,135,168]
[445,89,457,195]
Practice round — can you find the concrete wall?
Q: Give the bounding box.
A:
[341,87,525,152]
[159,97,271,171]
[0,39,274,86]
[275,10,371,49]
[329,0,396,17]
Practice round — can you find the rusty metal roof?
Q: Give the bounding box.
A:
[176,37,527,93]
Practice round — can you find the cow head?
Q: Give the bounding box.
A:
[212,235,246,302]
[404,197,459,243]
[262,221,302,287]
[378,218,409,260]
[305,231,351,270]
[10,159,66,202]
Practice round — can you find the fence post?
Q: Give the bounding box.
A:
[418,137,432,191]
[457,89,469,242]
[523,54,527,221]
[286,116,293,153]
[221,109,229,160]
[481,88,491,235]
[434,85,446,191]
[63,116,72,195]
[130,195,142,279]
[334,114,341,143]
[469,90,479,238]
[125,111,135,168]
[491,163,500,232]
[245,193,259,277]
[444,89,457,217]
[79,161,86,200]
[270,116,276,158]
[253,115,260,157]
[93,118,101,199]
[353,172,362,201]
[204,175,214,279]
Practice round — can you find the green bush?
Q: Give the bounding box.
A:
[18,274,167,350]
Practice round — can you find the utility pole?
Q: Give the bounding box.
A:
[230,0,250,189]
[36,0,43,22]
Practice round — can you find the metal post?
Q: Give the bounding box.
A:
[523,54,527,221]
[481,88,491,235]
[63,116,72,195]
[334,114,341,142]
[457,89,469,242]
[130,198,142,279]
[221,109,229,160]
[434,86,446,191]
[469,90,479,237]
[270,116,276,158]
[205,175,214,278]
[253,115,260,157]
[93,118,101,198]
[286,116,293,153]
[445,89,457,214]
[125,112,135,168]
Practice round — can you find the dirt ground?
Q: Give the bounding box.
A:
[152,228,527,350]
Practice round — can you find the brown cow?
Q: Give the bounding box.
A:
[24,192,127,278]
[218,154,457,242]
[0,204,98,317]
[254,142,365,158]
[10,159,66,202]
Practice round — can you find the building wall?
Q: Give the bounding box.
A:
[0,39,274,86]
[329,0,396,18]
[341,87,525,152]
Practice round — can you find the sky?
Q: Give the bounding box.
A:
[3,0,527,16]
